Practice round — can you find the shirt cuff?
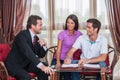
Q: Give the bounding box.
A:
[43,46,47,51]
[37,62,43,68]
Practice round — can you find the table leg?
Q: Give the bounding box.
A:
[101,72,106,80]
[101,67,106,80]
[50,72,60,80]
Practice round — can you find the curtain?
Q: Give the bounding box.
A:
[105,0,120,67]
[14,0,31,36]
[0,0,31,44]
[0,0,1,29]
[0,0,2,42]
[0,0,15,44]
[105,1,120,79]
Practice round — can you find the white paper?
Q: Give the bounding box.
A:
[62,64,78,68]
[83,63,100,68]
[61,63,100,68]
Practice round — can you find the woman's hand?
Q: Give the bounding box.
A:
[64,58,71,64]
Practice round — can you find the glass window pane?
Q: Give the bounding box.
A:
[97,0,108,29]
[54,0,90,30]
[97,0,112,46]
[31,0,48,29]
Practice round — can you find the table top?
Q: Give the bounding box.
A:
[52,65,110,73]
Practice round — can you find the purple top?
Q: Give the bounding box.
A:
[58,30,82,60]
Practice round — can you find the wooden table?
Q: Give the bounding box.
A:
[50,66,107,80]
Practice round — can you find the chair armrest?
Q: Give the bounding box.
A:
[0,61,9,80]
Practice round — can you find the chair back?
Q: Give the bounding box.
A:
[73,49,82,60]
[0,44,10,80]
[47,46,57,65]
[0,44,37,80]
[0,44,10,61]
[107,45,115,68]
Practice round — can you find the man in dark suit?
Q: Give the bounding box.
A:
[5,15,53,80]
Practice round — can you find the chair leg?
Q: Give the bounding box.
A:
[106,74,112,80]
[80,74,85,80]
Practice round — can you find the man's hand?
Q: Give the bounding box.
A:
[38,38,47,47]
[78,59,90,65]
[40,65,54,75]
[64,58,71,64]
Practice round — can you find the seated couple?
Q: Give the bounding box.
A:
[51,14,108,80]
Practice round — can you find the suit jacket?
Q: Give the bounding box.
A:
[5,30,47,75]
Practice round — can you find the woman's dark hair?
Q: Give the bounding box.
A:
[87,18,101,33]
[64,14,79,30]
[27,15,42,29]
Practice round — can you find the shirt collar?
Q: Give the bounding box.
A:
[85,34,101,43]
[29,29,35,41]
[95,35,101,42]
[66,30,77,36]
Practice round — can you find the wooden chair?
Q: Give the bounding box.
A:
[0,44,37,80]
[105,45,115,80]
[47,46,57,66]
[0,61,9,80]
[47,46,81,65]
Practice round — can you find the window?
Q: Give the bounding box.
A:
[30,0,49,46]
[31,0,49,29]
[55,0,90,30]
[97,0,108,29]
[29,0,110,46]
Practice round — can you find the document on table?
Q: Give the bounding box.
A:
[62,64,78,68]
[83,63,100,68]
[62,63,100,68]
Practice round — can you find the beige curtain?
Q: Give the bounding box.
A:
[0,0,1,29]
[105,0,120,69]
[14,0,31,36]
[106,0,120,55]
[0,0,31,45]
[0,0,1,17]
[106,0,120,56]
[0,0,1,41]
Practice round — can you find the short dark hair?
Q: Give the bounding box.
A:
[87,18,101,33]
[65,14,79,30]
[27,15,42,29]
